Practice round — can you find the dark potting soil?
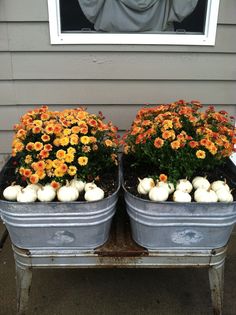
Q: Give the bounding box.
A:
[122,155,236,201]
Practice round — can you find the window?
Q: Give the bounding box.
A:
[48,0,220,45]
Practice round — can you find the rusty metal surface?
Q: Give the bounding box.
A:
[95,202,149,258]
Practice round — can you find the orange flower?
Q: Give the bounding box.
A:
[32,126,41,134]
[36,170,46,180]
[14,141,24,152]
[41,134,50,142]
[39,149,50,159]
[76,110,88,120]
[104,139,113,147]
[154,137,164,149]
[56,149,66,160]
[170,140,181,150]
[58,163,68,173]
[70,134,79,145]
[189,141,199,148]
[196,150,206,159]
[88,119,98,127]
[78,156,88,166]
[29,174,39,184]
[44,144,53,151]
[159,174,168,182]
[162,130,175,140]
[50,181,61,190]
[36,161,46,170]
[40,113,50,121]
[45,124,54,134]
[71,126,80,134]
[53,124,63,134]
[53,138,61,147]
[23,169,32,178]
[34,142,43,151]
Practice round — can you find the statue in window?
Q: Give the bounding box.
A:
[78,0,199,32]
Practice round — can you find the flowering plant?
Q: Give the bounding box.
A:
[12,106,119,189]
[123,100,236,182]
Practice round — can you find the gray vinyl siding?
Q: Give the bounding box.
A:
[0,0,236,165]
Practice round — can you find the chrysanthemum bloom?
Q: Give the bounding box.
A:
[104,139,113,147]
[170,140,181,150]
[78,156,88,166]
[80,136,90,145]
[196,150,206,159]
[68,166,77,176]
[34,142,43,151]
[159,174,168,182]
[29,174,39,184]
[154,137,164,149]
[56,149,66,160]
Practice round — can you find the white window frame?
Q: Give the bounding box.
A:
[47,0,220,46]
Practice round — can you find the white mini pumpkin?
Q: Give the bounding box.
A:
[84,187,105,201]
[156,181,175,194]
[173,190,192,203]
[70,177,86,193]
[176,179,193,193]
[57,181,79,202]
[211,180,230,192]
[16,187,37,203]
[149,186,169,202]
[215,188,233,202]
[192,176,210,190]
[3,183,22,201]
[137,177,155,195]
[194,188,218,203]
[84,182,97,192]
[37,184,56,202]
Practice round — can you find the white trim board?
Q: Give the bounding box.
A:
[47,0,220,46]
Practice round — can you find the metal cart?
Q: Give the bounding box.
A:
[13,209,226,315]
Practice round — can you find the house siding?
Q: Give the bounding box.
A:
[0,0,236,163]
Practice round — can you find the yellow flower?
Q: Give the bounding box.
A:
[68,166,77,176]
[80,136,90,145]
[25,155,33,164]
[54,168,64,177]
[67,147,76,154]
[63,128,72,136]
[196,150,206,159]
[65,154,75,163]
[45,159,53,170]
[70,134,79,145]
[52,159,63,168]
[60,136,70,146]
[78,156,88,166]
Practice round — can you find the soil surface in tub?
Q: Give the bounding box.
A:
[122,156,236,201]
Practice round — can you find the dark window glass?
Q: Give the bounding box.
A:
[60,0,207,33]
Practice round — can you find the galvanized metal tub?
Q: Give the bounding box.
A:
[123,160,236,250]
[0,159,120,250]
